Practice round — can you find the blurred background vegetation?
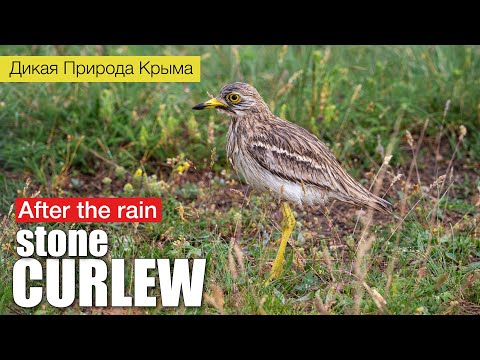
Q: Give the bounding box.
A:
[1,45,479,206]
[0,45,479,314]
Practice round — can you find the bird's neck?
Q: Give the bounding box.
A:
[228,113,273,143]
[230,110,273,125]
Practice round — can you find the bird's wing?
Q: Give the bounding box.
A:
[246,118,370,198]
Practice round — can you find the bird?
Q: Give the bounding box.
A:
[192,82,393,284]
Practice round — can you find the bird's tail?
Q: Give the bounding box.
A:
[333,190,397,218]
[332,170,399,219]
[359,194,393,215]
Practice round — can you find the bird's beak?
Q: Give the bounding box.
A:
[192,97,226,110]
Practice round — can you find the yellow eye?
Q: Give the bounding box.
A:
[227,93,241,104]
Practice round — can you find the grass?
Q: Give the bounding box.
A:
[0,45,479,314]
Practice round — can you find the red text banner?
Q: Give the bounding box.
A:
[15,198,162,223]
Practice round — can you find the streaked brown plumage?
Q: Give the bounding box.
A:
[193,82,393,283]
[193,82,392,214]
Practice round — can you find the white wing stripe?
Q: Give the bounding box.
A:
[250,141,325,171]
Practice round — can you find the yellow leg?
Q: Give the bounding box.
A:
[265,202,296,285]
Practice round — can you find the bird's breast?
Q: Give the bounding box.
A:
[226,122,253,180]
[226,120,242,170]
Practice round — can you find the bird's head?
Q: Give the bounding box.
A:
[192,82,270,117]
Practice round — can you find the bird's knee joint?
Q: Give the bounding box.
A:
[281,214,295,229]
[280,203,295,229]
[288,214,296,226]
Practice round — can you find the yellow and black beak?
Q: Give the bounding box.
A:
[192,97,226,110]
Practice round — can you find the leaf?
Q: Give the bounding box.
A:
[273,288,286,305]
[466,262,480,271]
[293,292,314,303]
[296,231,305,245]
[440,292,454,302]
[139,125,148,148]
[186,247,202,258]
[446,252,457,261]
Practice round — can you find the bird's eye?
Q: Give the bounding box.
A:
[227,93,241,104]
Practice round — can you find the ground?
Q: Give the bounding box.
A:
[0,45,479,314]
